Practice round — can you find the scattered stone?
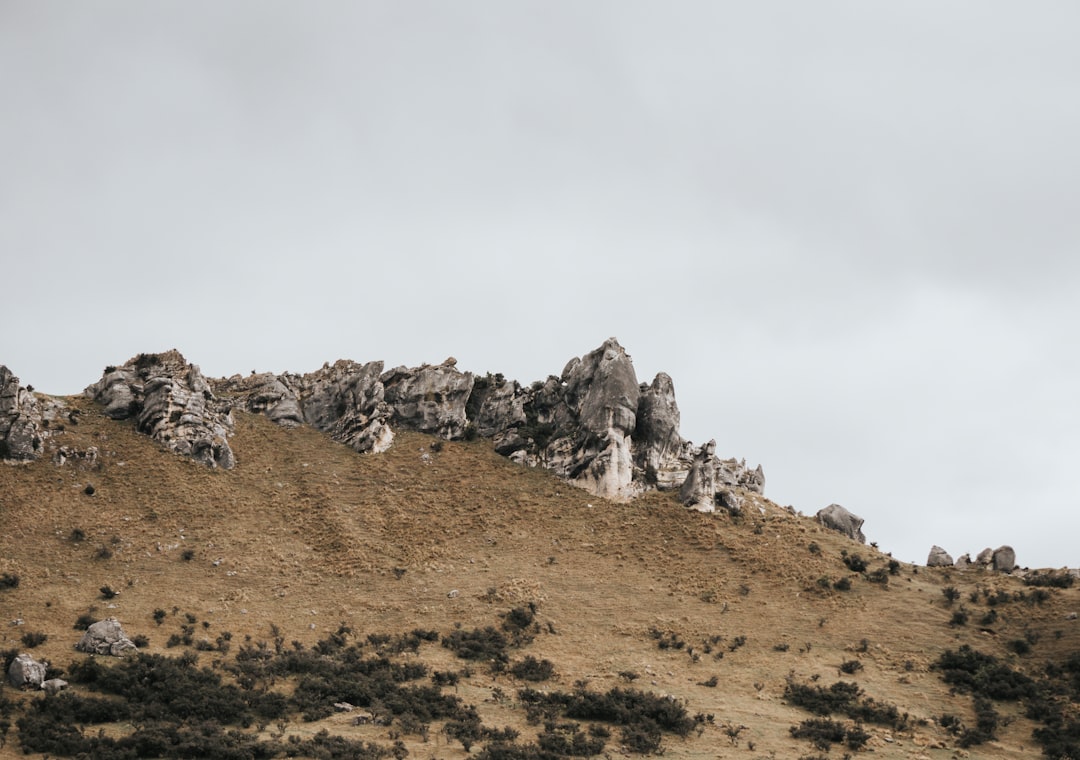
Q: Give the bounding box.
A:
[334,702,356,712]
[75,617,138,656]
[975,548,994,566]
[816,504,867,543]
[8,653,47,689]
[1065,612,1077,621]
[41,678,68,695]
[927,546,954,567]
[447,589,460,598]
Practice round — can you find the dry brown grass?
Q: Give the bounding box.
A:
[2,397,1078,758]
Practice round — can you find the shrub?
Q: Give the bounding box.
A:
[69,528,86,542]
[100,585,117,600]
[74,612,99,630]
[1024,572,1075,588]
[1007,638,1031,655]
[20,631,47,648]
[153,608,167,625]
[949,608,969,627]
[442,626,509,662]
[942,586,961,605]
[839,659,863,675]
[789,718,848,751]
[833,577,852,591]
[0,573,19,590]
[842,554,868,573]
[510,656,555,682]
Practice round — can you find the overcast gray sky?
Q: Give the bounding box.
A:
[3,2,1078,568]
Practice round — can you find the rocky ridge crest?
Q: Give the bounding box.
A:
[6,339,763,512]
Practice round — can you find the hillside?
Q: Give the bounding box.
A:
[2,395,1080,759]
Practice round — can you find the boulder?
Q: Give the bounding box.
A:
[992,545,1017,573]
[85,352,235,468]
[75,617,138,656]
[7,653,46,689]
[954,553,973,568]
[0,365,43,461]
[815,504,866,543]
[975,548,994,566]
[927,545,954,567]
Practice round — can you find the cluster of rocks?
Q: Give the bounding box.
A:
[213,338,764,510]
[5,339,764,512]
[7,618,136,694]
[928,545,1017,573]
[84,351,236,468]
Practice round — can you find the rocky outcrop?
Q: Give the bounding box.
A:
[7,653,46,689]
[85,351,235,469]
[381,358,474,440]
[927,545,954,567]
[0,366,43,461]
[89,339,763,509]
[816,504,867,543]
[75,617,137,656]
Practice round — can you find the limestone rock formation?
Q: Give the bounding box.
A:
[816,504,866,543]
[927,545,954,567]
[992,545,1017,573]
[94,339,763,509]
[75,617,138,656]
[7,653,46,689]
[381,359,474,440]
[85,351,235,468]
[0,365,43,461]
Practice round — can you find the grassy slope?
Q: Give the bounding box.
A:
[1,395,1077,758]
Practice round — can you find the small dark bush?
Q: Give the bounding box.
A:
[442,626,509,662]
[153,608,167,625]
[839,659,863,675]
[69,528,86,542]
[833,577,852,591]
[21,631,47,648]
[0,573,19,590]
[74,612,99,630]
[95,545,113,560]
[181,549,195,561]
[789,718,848,751]
[807,541,821,554]
[842,554,868,573]
[510,656,555,682]
[865,568,889,584]
[1024,572,1075,588]
[949,608,969,626]
[942,586,961,605]
[100,585,117,599]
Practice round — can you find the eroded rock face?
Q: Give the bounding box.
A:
[816,504,867,543]
[75,618,137,656]
[85,351,235,468]
[7,653,46,689]
[100,339,765,511]
[381,359,474,440]
[927,545,954,567]
[0,366,43,461]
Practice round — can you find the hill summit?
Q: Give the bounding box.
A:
[2,340,1080,760]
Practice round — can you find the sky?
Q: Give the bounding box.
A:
[2,2,1078,568]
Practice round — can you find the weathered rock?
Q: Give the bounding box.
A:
[216,372,304,428]
[85,352,234,468]
[816,504,866,543]
[75,617,138,656]
[7,653,47,689]
[634,373,684,489]
[975,548,994,566]
[927,545,954,567]
[294,360,393,454]
[992,545,1017,573]
[954,553,972,568]
[680,440,719,512]
[42,678,68,695]
[381,359,474,440]
[467,374,527,440]
[0,366,43,461]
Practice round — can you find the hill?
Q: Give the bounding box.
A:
[2,393,1080,758]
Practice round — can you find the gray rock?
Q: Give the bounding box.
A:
[975,547,994,566]
[0,366,43,461]
[927,545,954,567]
[85,352,235,468]
[680,440,719,512]
[634,373,684,489]
[954,553,972,568]
[41,678,68,695]
[295,360,393,453]
[992,545,1017,573]
[75,617,138,656]
[816,504,866,543]
[382,359,475,440]
[216,372,304,428]
[7,653,47,689]
[468,374,527,440]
